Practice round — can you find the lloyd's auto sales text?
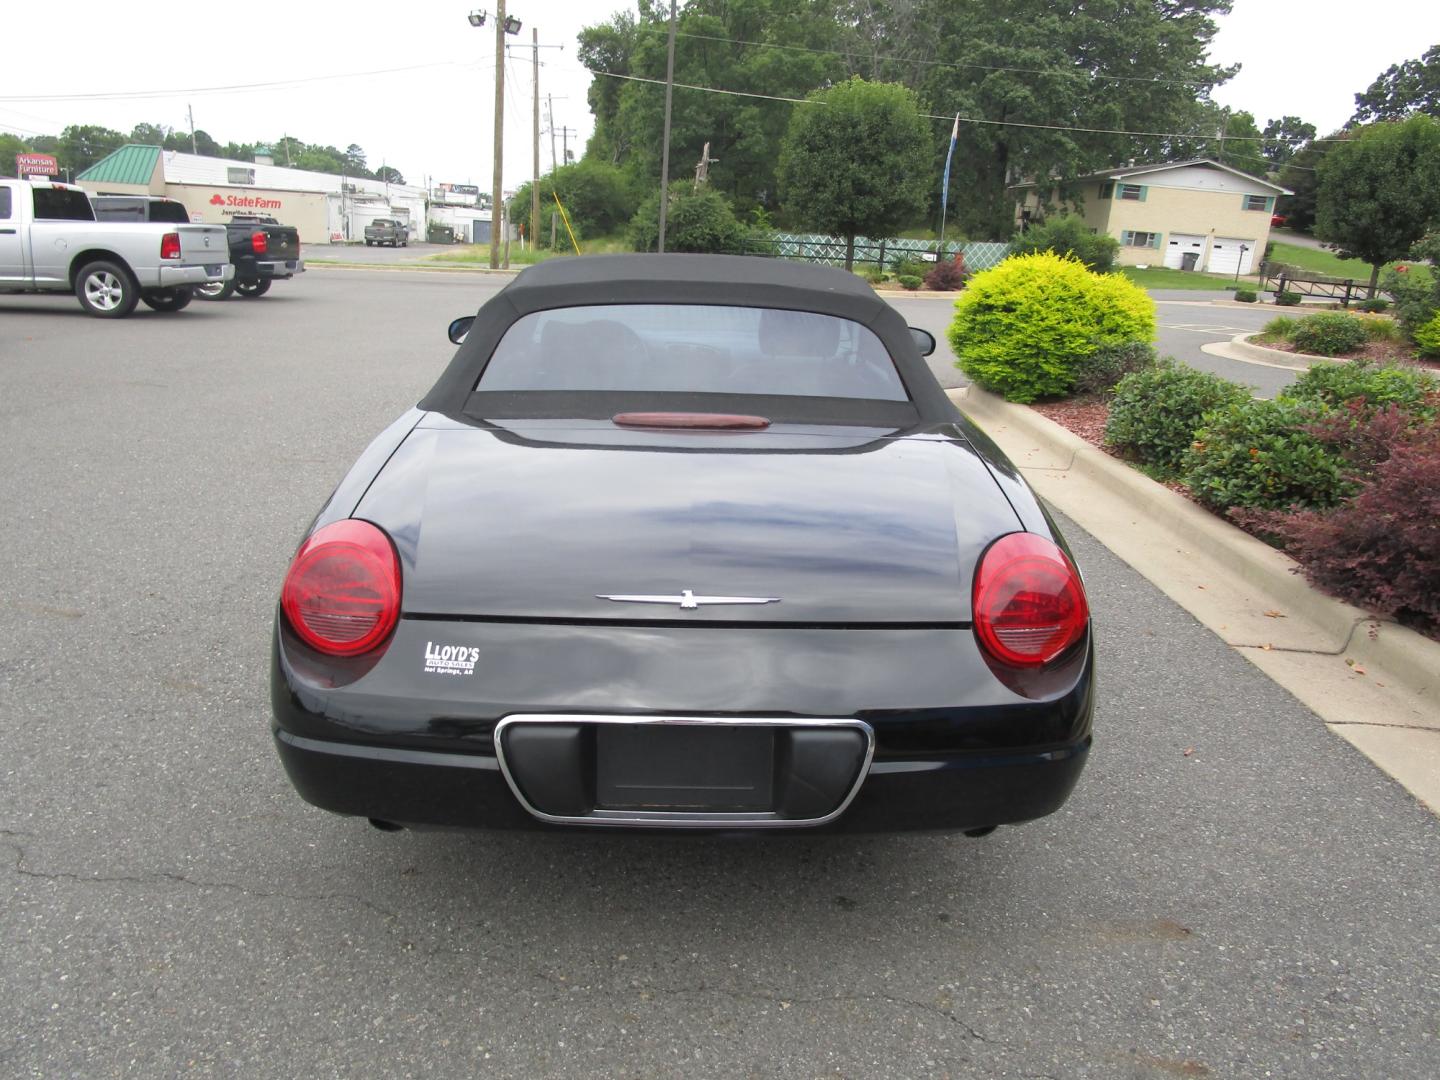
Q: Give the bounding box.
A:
[209,192,283,213]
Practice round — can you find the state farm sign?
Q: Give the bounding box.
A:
[16,153,59,177]
[210,192,283,210]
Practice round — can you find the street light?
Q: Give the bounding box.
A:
[470,5,524,269]
[466,10,486,26]
[503,15,522,33]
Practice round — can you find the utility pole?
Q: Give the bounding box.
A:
[657,0,678,253]
[187,104,197,154]
[693,142,716,191]
[547,94,559,172]
[531,28,541,254]
[490,1,507,270]
[559,126,578,165]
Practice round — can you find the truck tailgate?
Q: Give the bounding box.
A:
[176,225,229,265]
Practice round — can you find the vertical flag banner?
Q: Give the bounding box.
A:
[939,114,960,250]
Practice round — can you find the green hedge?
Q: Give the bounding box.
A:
[1105,362,1249,473]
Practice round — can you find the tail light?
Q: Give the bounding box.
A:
[160,233,181,260]
[281,520,401,656]
[251,231,268,255]
[973,533,1089,668]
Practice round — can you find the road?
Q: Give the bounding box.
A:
[2,269,1436,1078]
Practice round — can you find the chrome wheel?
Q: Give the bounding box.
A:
[84,271,124,311]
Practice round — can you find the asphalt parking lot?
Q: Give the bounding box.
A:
[2,269,1437,1078]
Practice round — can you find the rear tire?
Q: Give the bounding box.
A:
[141,287,194,313]
[195,280,236,301]
[74,260,139,318]
[235,278,272,298]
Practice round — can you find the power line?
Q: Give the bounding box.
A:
[579,66,1351,146]
[634,25,1220,89]
[0,59,487,103]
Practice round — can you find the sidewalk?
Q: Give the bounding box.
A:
[953,385,1440,815]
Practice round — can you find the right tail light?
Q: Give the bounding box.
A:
[251,231,268,255]
[973,532,1089,668]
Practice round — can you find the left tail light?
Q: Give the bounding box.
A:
[973,532,1089,668]
[160,233,181,260]
[281,520,401,656]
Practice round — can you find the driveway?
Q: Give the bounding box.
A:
[2,268,1437,1078]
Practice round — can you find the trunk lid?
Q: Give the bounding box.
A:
[354,422,1021,625]
[175,224,229,265]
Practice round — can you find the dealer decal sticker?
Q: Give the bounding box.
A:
[424,641,479,676]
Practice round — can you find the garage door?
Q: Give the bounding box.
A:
[1164,233,1206,270]
[1208,238,1256,276]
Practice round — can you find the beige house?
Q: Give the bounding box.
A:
[1012,159,1292,275]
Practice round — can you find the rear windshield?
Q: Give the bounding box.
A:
[31,188,94,221]
[148,200,191,223]
[478,304,908,401]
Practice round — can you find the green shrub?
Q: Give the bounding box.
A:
[863,267,886,286]
[1381,265,1440,337]
[1105,361,1250,473]
[1281,359,1438,417]
[1360,298,1390,313]
[1274,291,1303,306]
[1415,311,1440,357]
[898,274,922,290]
[1183,399,1355,511]
[628,182,745,254]
[1288,312,1368,356]
[889,256,929,279]
[949,251,1156,402]
[1360,316,1401,341]
[1234,288,1257,303]
[1010,215,1120,273]
[1259,315,1298,340]
[1071,341,1158,395]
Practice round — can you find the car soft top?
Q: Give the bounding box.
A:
[417,254,961,425]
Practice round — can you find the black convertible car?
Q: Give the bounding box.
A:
[270,255,1093,833]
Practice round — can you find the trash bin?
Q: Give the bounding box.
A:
[1181,252,1200,271]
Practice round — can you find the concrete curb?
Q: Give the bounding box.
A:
[950,384,1440,809]
[307,260,520,276]
[1224,333,1334,369]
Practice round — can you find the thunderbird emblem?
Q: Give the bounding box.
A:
[596,589,780,610]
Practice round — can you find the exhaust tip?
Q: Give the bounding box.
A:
[367,818,404,832]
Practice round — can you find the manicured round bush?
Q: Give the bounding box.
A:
[1183,398,1355,512]
[1234,288,1257,303]
[897,274,922,290]
[1288,312,1368,356]
[1105,361,1249,473]
[1282,359,1438,417]
[1274,291,1302,306]
[949,251,1156,402]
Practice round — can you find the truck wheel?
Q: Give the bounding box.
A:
[75,260,140,318]
[365,239,374,247]
[141,287,194,313]
[236,278,272,298]
[195,280,236,301]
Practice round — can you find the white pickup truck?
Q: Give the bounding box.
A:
[0,178,233,317]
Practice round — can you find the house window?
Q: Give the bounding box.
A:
[1122,230,1162,249]
[1099,182,1114,199]
[227,167,255,185]
[1243,194,1274,212]
[1118,183,1145,201]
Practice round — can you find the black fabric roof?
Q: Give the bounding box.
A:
[417,253,958,425]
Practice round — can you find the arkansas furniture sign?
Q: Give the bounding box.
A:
[16,153,59,177]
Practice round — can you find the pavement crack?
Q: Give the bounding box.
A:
[4,839,399,921]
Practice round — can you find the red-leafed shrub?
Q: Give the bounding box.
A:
[1302,399,1433,479]
[924,253,967,290]
[1247,425,1440,634]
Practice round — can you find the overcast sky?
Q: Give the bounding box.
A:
[4,2,1439,191]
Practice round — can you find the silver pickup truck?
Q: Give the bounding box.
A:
[0,178,233,317]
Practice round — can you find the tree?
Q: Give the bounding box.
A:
[1,132,31,176]
[1316,115,1440,294]
[777,78,931,269]
[1012,214,1120,272]
[511,159,642,248]
[1262,115,1317,167]
[55,124,126,175]
[1212,108,1268,177]
[129,122,171,146]
[1352,44,1440,124]
[1276,133,1343,233]
[374,165,405,185]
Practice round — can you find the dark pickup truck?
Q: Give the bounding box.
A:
[196,214,304,300]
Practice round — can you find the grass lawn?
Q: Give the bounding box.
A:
[1119,266,1241,290]
[1267,240,1434,286]
[425,234,631,266]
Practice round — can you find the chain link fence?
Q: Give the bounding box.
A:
[741,232,1012,271]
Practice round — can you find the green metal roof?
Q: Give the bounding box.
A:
[78,144,161,185]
